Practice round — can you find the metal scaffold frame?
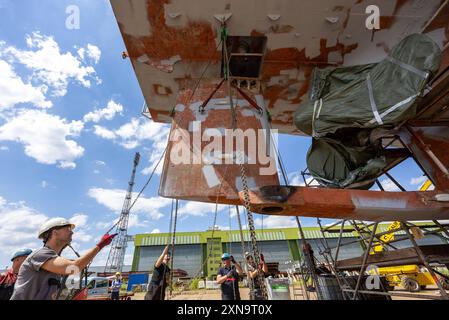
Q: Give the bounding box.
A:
[313,209,449,300]
[291,152,449,301]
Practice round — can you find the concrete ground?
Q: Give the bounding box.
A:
[131,285,447,300]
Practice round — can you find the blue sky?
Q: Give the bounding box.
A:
[0,0,427,268]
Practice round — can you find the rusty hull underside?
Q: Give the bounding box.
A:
[111,0,449,222]
[110,0,449,134]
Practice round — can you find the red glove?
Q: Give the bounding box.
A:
[260,253,265,262]
[96,233,117,250]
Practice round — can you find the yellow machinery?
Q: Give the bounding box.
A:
[377,265,435,292]
[369,179,437,292]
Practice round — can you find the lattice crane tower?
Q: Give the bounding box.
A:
[104,152,140,273]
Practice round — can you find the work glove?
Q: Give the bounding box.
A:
[226,271,234,278]
[260,253,265,262]
[96,233,118,250]
[230,256,236,263]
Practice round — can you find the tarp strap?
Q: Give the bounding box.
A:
[386,56,429,79]
[367,93,419,125]
[316,98,323,119]
[312,99,323,137]
[366,74,383,125]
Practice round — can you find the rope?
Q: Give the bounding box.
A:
[228,205,238,299]
[169,200,178,297]
[159,199,174,300]
[168,166,231,299]
[235,205,252,297]
[105,30,225,237]
[267,123,324,300]
[105,148,167,235]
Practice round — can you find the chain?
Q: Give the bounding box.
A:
[238,162,269,300]
[235,205,254,299]
[219,21,269,300]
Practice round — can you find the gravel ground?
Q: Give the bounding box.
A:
[130,285,446,300]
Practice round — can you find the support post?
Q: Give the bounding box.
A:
[401,222,449,299]
[352,222,378,300]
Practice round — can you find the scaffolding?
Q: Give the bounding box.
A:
[299,168,449,300]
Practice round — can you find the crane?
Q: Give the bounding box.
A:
[104,152,140,273]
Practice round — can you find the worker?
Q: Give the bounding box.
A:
[0,248,33,300]
[216,253,243,300]
[111,272,122,300]
[10,217,117,300]
[245,252,268,300]
[145,245,171,300]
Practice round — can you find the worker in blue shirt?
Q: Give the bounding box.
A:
[217,253,243,300]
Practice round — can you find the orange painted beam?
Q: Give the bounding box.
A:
[241,185,449,221]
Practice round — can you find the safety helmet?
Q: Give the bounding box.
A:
[115,272,121,276]
[221,253,231,260]
[11,248,33,261]
[245,251,252,258]
[38,217,75,239]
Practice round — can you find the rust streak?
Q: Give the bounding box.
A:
[121,0,219,63]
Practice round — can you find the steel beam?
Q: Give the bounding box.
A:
[241,185,449,221]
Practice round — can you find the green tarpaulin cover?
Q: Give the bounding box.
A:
[307,133,386,189]
[295,34,441,189]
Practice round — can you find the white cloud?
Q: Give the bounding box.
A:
[88,250,133,267]
[86,44,101,64]
[0,59,51,111]
[287,172,319,187]
[69,213,93,243]
[151,229,161,234]
[0,197,103,266]
[77,48,85,60]
[59,161,77,170]
[410,176,427,186]
[0,197,49,266]
[128,214,147,228]
[0,145,8,151]
[95,160,106,166]
[92,118,170,175]
[254,215,296,229]
[177,201,227,217]
[88,187,170,220]
[0,109,84,169]
[95,221,112,230]
[93,125,116,140]
[41,180,48,188]
[83,100,123,123]
[288,172,303,186]
[229,206,242,218]
[3,32,101,97]
[213,225,230,231]
[378,179,401,191]
[70,213,88,228]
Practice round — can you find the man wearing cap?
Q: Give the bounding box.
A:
[10,217,116,300]
[0,249,32,300]
[145,245,171,300]
[216,253,243,300]
[111,272,122,300]
[245,252,268,300]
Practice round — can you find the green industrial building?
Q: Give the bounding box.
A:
[131,225,447,278]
